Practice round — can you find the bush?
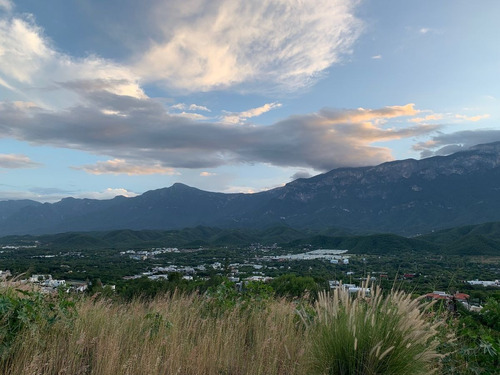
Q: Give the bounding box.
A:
[305,285,441,375]
[0,287,75,360]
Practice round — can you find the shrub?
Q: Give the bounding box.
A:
[0,286,75,360]
[305,284,441,375]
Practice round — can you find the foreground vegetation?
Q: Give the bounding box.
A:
[0,282,448,375]
[1,222,499,373]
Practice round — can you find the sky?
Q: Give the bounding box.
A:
[0,0,499,202]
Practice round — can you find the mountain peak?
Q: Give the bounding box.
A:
[171,182,191,189]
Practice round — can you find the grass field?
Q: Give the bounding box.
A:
[0,282,443,375]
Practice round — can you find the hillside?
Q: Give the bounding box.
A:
[2,220,500,255]
[419,221,500,255]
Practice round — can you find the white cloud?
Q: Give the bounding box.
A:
[0,0,12,11]
[170,103,187,111]
[189,104,210,112]
[222,186,256,194]
[170,103,212,120]
[171,103,211,111]
[73,159,179,176]
[0,14,145,109]
[419,28,430,34]
[371,55,382,59]
[0,153,41,169]
[221,102,282,124]
[75,188,138,200]
[135,0,362,92]
[175,112,210,121]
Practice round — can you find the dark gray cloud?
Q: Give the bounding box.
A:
[413,130,500,158]
[290,171,312,180]
[0,87,440,172]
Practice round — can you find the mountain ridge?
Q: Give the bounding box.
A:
[2,142,500,235]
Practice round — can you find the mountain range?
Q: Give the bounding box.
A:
[2,141,500,236]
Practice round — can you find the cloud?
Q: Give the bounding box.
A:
[189,104,210,112]
[168,103,213,120]
[175,112,210,121]
[290,171,312,180]
[0,13,145,109]
[75,188,138,200]
[200,171,216,177]
[170,104,187,111]
[0,91,439,171]
[73,159,179,175]
[221,102,282,124]
[0,0,12,12]
[0,186,137,203]
[455,114,490,122]
[223,186,256,194]
[0,154,41,169]
[408,112,489,125]
[319,104,418,124]
[0,189,50,201]
[409,114,443,123]
[0,0,362,119]
[413,129,500,157]
[135,0,362,92]
[171,103,211,112]
[371,55,382,60]
[419,28,430,34]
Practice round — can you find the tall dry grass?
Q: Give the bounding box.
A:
[1,293,307,375]
[0,283,444,375]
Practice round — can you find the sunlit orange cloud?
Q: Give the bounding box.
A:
[409,114,443,123]
[320,104,418,125]
[73,159,179,175]
[455,114,490,122]
[200,171,216,177]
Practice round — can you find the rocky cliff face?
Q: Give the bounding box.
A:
[2,142,500,235]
